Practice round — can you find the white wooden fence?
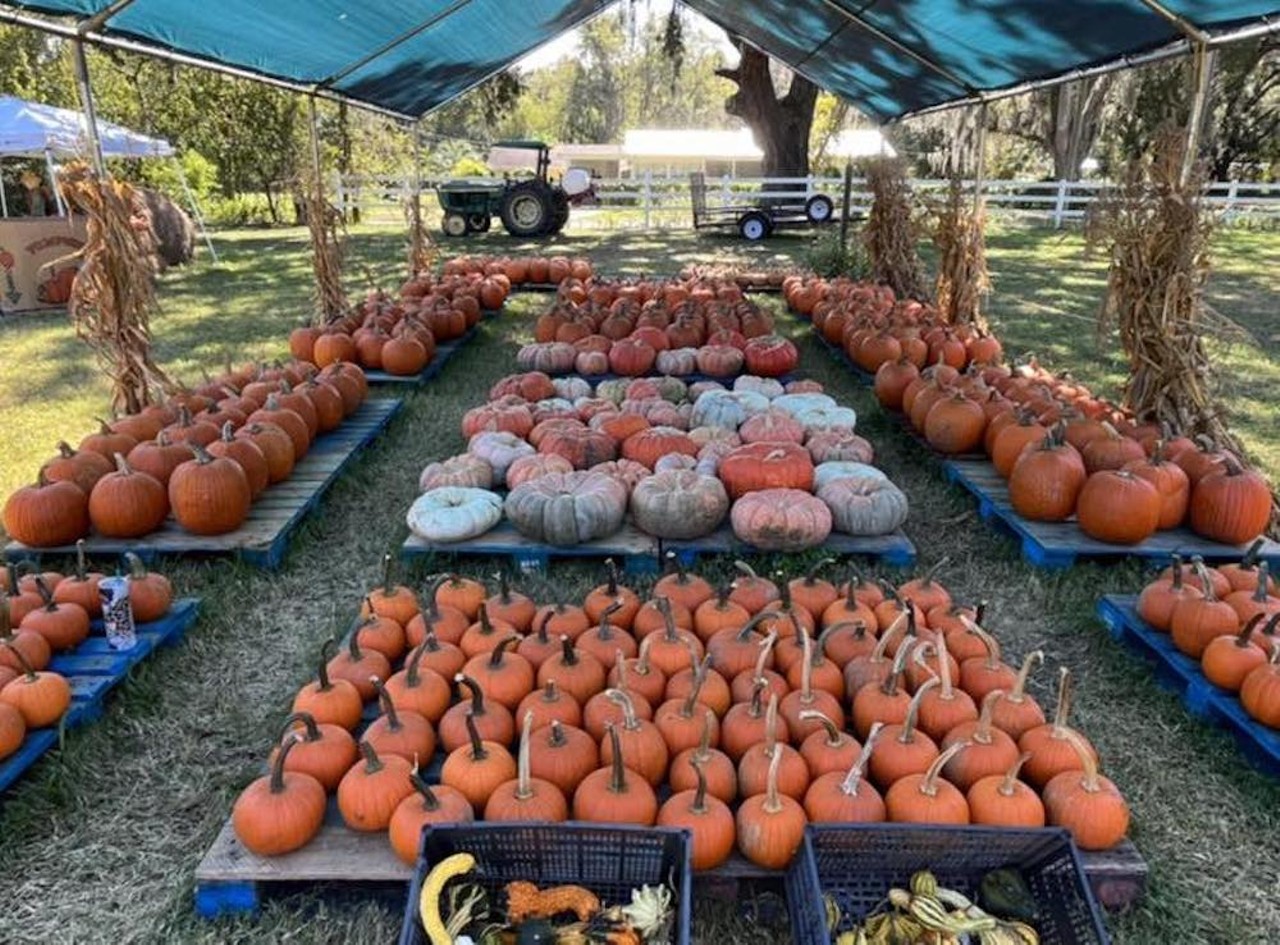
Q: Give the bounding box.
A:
[336,172,1280,231]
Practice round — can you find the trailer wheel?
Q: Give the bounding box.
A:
[805,194,835,223]
[466,213,491,233]
[737,211,771,241]
[442,212,468,237]
[500,182,553,237]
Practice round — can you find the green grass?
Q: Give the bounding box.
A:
[0,223,1279,943]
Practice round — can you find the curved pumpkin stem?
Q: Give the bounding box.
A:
[356,739,384,776]
[279,711,322,745]
[689,755,711,815]
[604,722,631,795]
[960,615,1002,670]
[762,739,785,814]
[316,639,340,692]
[534,609,553,645]
[424,573,450,619]
[370,676,400,732]
[515,710,535,801]
[409,768,443,811]
[1009,650,1043,703]
[681,657,711,718]
[1060,728,1104,793]
[270,734,304,793]
[747,676,768,719]
[840,722,883,796]
[999,752,1032,798]
[597,601,623,641]
[1232,614,1268,649]
[1050,667,1074,737]
[801,556,836,586]
[1192,559,1219,603]
[898,677,939,745]
[734,560,761,581]
[972,689,1005,745]
[879,638,914,697]
[604,688,641,732]
[918,741,966,798]
[752,630,778,684]
[464,711,489,762]
[799,709,844,748]
[454,673,488,717]
[657,596,681,643]
[0,639,37,679]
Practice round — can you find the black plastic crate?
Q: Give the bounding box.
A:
[785,824,1110,945]
[399,822,692,945]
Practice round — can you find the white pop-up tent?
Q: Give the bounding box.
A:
[0,94,213,261]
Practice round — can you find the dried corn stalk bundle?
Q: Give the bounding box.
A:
[1086,128,1237,450]
[403,187,437,278]
[928,177,990,326]
[304,174,349,325]
[58,161,174,414]
[863,157,928,301]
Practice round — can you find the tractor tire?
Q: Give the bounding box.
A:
[548,189,570,235]
[500,182,554,238]
[442,212,468,237]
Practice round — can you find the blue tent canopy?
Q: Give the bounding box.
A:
[0,0,1276,122]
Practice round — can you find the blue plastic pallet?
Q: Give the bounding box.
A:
[402,520,661,575]
[1098,595,1280,777]
[944,458,1280,571]
[0,598,200,794]
[5,399,403,570]
[660,524,917,569]
[363,317,491,385]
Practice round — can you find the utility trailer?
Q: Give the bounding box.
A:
[689,171,836,240]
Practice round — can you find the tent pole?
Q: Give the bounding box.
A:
[175,158,218,263]
[972,102,988,212]
[0,170,8,217]
[1182,42,1215,185]
[44,149,65,216]
[71,39,106,175]
[308,95,324,185]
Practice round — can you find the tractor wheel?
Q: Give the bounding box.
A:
[500,182,553,238]
[442,212,468,237]
[466,213,491,233]
[547,189,570,235]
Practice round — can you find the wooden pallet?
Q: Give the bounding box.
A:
[1098,595,1280,778]
[401,520,661,575]
[943,458,1280,571]
[363,320,487,386]
[660,524,917,569]
[0,598,200,794]
[194,815,1145,918]
[5,399,403,570]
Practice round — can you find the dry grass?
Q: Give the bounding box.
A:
[303,176,350,325]
[929,178,990,327]
[863,158,928,301]
[403,189,438,278]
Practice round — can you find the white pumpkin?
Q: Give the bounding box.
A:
[516,342,576,375]
[817,477,909,536]
[553,377,593,401]
[733,375,786,399]
[689,389,770,431]
[813,461,888,490]
[418,453,494,492]
[467,431,535,485]
[656,348,699,377]
[771,392,838,417]
[792,404,858,434]
[406,487,503,542]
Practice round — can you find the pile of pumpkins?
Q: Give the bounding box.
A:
[1137,550,1280,730]
[789,275,1273,548]
[1,553,174,764]
[230,560,1129,872]
[3,359,369,546]
[442,254,594,286]
[522,276,795,380]
[406,372,910,551]
[289,270,506,377]
[678,263,797,291]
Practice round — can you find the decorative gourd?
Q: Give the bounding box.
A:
[735,748,807,868]
[388,769,474,865]
[1018,668,1096,787]
[232,735,326,855]
[270,712,359,792]
[574,722,659,825]
[658,756,736,870]
[1170,561,1241,658]
[967,752,1045,828]
[337,741,415,832]
[441,712,517,810]
[438,674,515,752]
[731,488,832,552]
[293,639,364,730]
[630,470,729,540]
[803,722,886,823]
[1042,729,1129,850]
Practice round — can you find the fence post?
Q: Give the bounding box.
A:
[806,175,814,199]
[1052,179,1068,228]
[721,174,732,208]
[1226,180,1239,221]
[643,170,652,230]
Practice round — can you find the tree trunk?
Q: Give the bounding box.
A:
[1045,77,1111,179]
[716,41,819,179]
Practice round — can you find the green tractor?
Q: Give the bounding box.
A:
[435,140,591,238]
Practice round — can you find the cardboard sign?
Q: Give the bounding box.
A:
[0,216,86,314]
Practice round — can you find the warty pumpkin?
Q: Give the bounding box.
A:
[232,735,326,856]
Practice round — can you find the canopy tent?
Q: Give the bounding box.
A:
[0,94,174,158]
[0,1,1276,123]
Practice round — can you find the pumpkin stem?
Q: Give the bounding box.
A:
[496,570,514,604]
[598,601,622,640]
[763,692,781,756]
[0,639,37,679]
[604,558,620,596]
[534,609,554,645]
[715,584,731,607]
[775,572,793,610]
[73,539,88,582]
[689,755,711,815]
[489,634,521,668]
[187,440,215,464]
[918,557,949,588]
[1051,667,1074,735]
[1192,559,1219,603]
[477,604,496,637]
[974,689,1004,744]
[465,711,489,761]
[632,635,657,677]
[357,739,384,775]
[899,677,939,745]
[557,634,581,668]
[403,640,430,687]
[1251,562,1271,604]
[843,569,862,608]
[425,574,449,619]
[736,610,772,642]
[681,657,710,718]
[219,421,236,443]
[370,676,400,731]
[33,575,55,609]
[540,679,562,704]
[379,553,396,595]
[454,673,487,716]
[799,709,843,748]
[279,711,322,744]
[919,741,966,798]
[1010,650,1043,701]
[1234,614,1267,649]
[125,552,149,580]
[799,630,815,702]
[973,601,986,625]
[269,734,303,793]
[748,676,768,719]
[604,688,640,731]
[1000,752,1032,797]
[803,556,836,586]
[1061,728,1103,793]
[841,722,883,795]
[879,638,913,696]
[1240,538,1265,570]
[512,710,535,801]
[409,769,442,811]
[663,550,689,584]
[658,596,681,643]
[316,639,338,692]
[734,560,761,581]
[1168,555,1184,591]
[1263,614,1280,639]
[547,719,569,748]
[869,613,906,663]
[749,630,777,685]
[762,738,785,814]
[961,615,1002,670]
[604,722,630,794]
[112,451,132,475]
[694,708,715,761]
